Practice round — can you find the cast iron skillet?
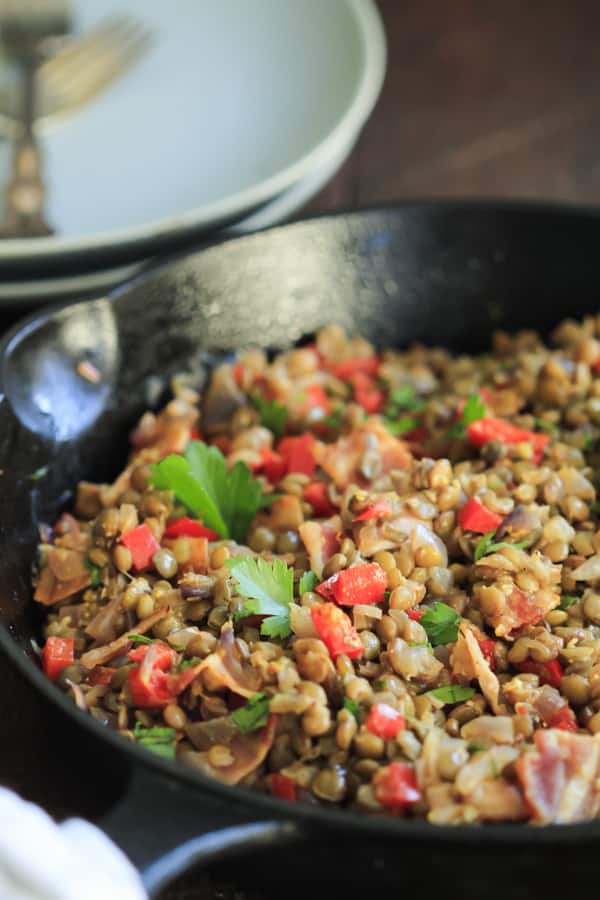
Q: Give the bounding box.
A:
[2,203,600,898]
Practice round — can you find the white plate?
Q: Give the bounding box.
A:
[0,120,359,303]
[0,0,385,270]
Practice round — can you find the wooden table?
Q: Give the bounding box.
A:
[3,1,600,897]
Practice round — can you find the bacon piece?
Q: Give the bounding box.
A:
[516,729,600,823]
[85,595,123,643]
[450,623,504,714]
[298,516,341,579]
[195,622,261,698]
[80,607,168,669]
[314,420,411,490]
[33,565,92,606]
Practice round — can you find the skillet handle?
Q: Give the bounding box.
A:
[98,764,301,897]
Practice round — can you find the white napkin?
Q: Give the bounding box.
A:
[0,787,147,900]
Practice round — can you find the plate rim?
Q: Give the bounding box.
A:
[0,0,386,266]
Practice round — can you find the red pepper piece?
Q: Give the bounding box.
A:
[303,481,337,517]
[259,446,287,484]
[517,658,563,689]
[353,499,393,522]
[407,608,425,621]
[298,384,332,416]
[316,563,387,607]
[163,516,220,541]
[232,362,244,386]
[477,638,496,670]
[88,666,115,686]
[127,641,178,708]
[458,497,503,534]
[277,433,316,477]
[349,371,385,414]
[270,773,297,802]
[366,703,406,739]
[373,762,421,812]
[310,602,363,659]
[41,636,74,682]
[467,417,550,462]
[330,356,380,379]
[120,523,160,571]
[189,427,203,442]
[548,706,578,732]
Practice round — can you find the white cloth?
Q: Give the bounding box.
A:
[0,787,147,900]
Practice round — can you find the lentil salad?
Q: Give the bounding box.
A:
[33,320,600,824]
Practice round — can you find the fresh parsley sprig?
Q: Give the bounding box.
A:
[428,685,475,704]
[227,556,294,638]
[298,570,318,596]
[420,602,462,646]
[150,440,275,543]
[435,392,486,445]
[231,692,270,733]
[384,385,425,436]
[252,394,288,438]
[473,530,536,562]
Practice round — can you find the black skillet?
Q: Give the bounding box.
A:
[1,203,600,899]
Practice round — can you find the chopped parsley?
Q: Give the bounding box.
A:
[533,417,558,434]
[134,723,177,760]
[127,633,156,645]
[231,692,270,733]
[428,685,475,704]
[150,440,275,543]
[298,570,318,596]
[384,385,425,436]
[436,392,486,443]
[84,558,101,588]
[473,529,535,562]
[559,595,580,610]
[227,556,294,638]
[251,394,288,438]
[420,602,462,646]
[343,697,360,719]
[178,656,201,670]
[385,416,418,437]
[323,406,343,430]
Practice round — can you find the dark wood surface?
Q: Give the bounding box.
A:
[3,1,600,897]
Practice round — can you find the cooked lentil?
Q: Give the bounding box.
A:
[34,321,600,825]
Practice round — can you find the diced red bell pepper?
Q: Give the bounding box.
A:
[303,481,337,517]
[120,523,160,572]
[298,384,332,417]
[517,658,563,689]
[163,516,220,541]
[277,433,316,477]
[366,703,406,739]
[407,608,425,621]
[127,641,178,708]
[478,638,496,670]
[458,497,503,534]
[88,666,115,686]
[259,446,287,484]
[189,427,203,442]
[270,773,297,802]
[349,371,385,414]
[311,602,363,659]
[316,563,387,607]
[547,706,578,732]
[330,356,380,379]
[41,636,74,682]
[373,762,421,812]
[353,499,393,522]
[467,417,550,462]
[232,362,244,386]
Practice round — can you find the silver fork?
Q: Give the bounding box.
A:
[0,0,71,237]
[0,16,153,139]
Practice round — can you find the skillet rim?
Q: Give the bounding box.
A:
[3,198,600,844]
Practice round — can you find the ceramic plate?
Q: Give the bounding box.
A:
[0,0,385,275]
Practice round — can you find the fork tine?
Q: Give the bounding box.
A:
[42,26,152,110]
[40,15,149,88]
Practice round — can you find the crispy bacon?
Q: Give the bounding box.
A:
[195,622,262,698]
[314,420,410,490]
[80,607,168,669]
[298,516,341,579]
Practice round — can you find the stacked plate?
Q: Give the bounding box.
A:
[0,0,386,304]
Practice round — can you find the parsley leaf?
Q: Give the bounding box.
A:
[231,692,270,733]
[461,393,487,426]
[343,697,360,719]
[420,602,462,646]
[385,416,418,437]
[252,395,288,438]
[428,685,475,704]
[533,417,558,434]
[84,558,101,588]
[127,633,156,645]
[560,595,579,610]
[298,570,318,596]
[178,656,201,670]
[150,440,272,543]
[323,406,343,429]
[473,529,535,562]
[388,385,425,412]
[226,556,294,638]
[134,723,177,760]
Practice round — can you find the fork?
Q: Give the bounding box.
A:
[0,0,71,237]
[0,16,153,140]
